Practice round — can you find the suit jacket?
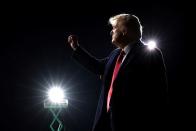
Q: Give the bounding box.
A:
[72,41,169,131]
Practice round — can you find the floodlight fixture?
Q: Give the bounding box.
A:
[44,86,68,131]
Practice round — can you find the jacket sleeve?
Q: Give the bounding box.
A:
[148,48,169,104]
[72,46,108,76]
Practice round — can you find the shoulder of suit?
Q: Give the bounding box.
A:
[133,44,163,62]
[109,48,121,56]
[139,44,162,55]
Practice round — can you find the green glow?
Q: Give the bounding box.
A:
[44,99,68,131]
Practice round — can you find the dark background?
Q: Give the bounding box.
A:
[1,1,185,131]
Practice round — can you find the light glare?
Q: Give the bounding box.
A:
[147,40,156,50]
[48,87,65,103]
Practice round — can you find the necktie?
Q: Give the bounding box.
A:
[107,50,125,112]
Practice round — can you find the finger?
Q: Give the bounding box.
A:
[68,36,73,43]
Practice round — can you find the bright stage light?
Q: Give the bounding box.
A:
[44,86,68,131]
[147,40,156,50]
[48,87,65,103]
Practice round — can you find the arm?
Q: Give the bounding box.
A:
[149,48,169,104]
[72,45,108,75]
[67,35,107,75]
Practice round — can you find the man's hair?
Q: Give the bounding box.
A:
[109,14,143,40]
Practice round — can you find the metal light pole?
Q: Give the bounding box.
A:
[44,87,68,131]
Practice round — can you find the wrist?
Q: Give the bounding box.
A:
[73,44,79,51]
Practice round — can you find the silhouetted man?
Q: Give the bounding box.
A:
[67,14,168,131]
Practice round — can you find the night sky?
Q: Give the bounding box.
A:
[1,1,185,131]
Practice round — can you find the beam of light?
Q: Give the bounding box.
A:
[36,71,90,112]
[147,40,156,50]
[48,86,65,103]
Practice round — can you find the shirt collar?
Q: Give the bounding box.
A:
[123,44,132,54]
[122,40,141,54]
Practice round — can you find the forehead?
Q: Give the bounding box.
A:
[112,21,125,28]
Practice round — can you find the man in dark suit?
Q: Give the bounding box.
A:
[67,14,169,131]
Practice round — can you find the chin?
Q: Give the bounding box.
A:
[112,41,120,48]
[112,38,118,44]
[112,40,117,45]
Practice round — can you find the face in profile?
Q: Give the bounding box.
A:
[110,22,128,48]
[111,25,123,45]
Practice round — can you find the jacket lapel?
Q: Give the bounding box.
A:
[115,42,143,81]
[103,49,121,82]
